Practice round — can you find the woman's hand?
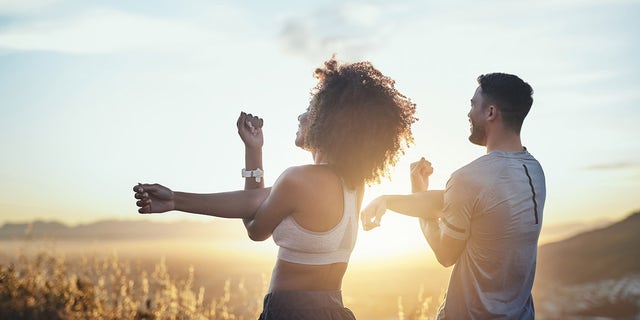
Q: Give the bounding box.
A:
[237,111,264,150]
[410,157,433,193]
[133,183,175,214]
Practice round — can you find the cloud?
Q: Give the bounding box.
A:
[536,0,640,6]
[0,8,212,54]
[0,0,59,15]
[584,162,640,171]
[277,2,401,61]
[275,0,636,68]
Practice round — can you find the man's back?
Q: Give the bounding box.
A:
[435,149,546,319]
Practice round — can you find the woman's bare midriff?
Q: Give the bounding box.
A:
[269,259,348,292]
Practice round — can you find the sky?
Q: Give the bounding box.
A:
[1,0,639,251]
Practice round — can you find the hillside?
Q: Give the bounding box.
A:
[536,211,640,286]
[534,211,640,319]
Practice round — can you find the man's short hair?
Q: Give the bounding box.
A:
[477,73,534,133]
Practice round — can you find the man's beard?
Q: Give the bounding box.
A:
[468,121,487,146]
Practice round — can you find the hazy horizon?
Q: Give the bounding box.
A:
[3,213,637,319]
[2,208,634,260]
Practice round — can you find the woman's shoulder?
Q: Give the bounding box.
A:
[283,164,336,174]
[277,164,340,187]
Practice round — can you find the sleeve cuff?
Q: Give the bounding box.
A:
[438,217,469,240]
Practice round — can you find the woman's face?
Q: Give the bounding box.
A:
[295,109,310,148]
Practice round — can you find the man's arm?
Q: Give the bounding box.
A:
[421,218,466,267]
[411,156,466,267]
[386,190,444,218]
[411,157,433,193]
[361,190,443,230]
[361,190,465,266]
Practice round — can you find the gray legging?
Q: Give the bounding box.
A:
[258,290,356,320]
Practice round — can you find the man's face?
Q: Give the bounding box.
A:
[468,86,488,146]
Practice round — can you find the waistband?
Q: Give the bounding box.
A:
[263,290,345,310]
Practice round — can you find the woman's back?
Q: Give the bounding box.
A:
[269,164,361,292]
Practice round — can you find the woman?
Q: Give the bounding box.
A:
[133,57,416,319]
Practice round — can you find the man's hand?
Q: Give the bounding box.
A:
[133,183,175,214]
[237,111,264,150]
[410,157,434,193]
[360,196,388,231]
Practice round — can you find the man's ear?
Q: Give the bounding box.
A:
[486,105,498,120]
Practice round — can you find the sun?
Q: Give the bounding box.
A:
[351,213,434,263]
[347,155,449,264]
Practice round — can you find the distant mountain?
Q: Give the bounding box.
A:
[0,219,245,241]
[536,211,640,286]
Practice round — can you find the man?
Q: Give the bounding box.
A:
[362,73,546,319]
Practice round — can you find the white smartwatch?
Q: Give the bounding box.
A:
[241,168,264,183]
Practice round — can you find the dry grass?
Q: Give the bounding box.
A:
[396,285,445,320]
[0,240,448,319]
[0,250,265,320]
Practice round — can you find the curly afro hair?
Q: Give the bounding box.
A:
[304,57,417,188]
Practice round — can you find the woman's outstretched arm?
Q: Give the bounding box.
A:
[134,183,271,219]
[134,113,268,219]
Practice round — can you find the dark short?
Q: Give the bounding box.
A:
[258,290,356,320]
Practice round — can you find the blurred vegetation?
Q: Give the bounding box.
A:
[0,251,263,320]
[0,250,441,320]
[3,212,639,319]
[397,286,443,320]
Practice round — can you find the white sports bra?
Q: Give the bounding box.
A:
[271,183,358,265]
